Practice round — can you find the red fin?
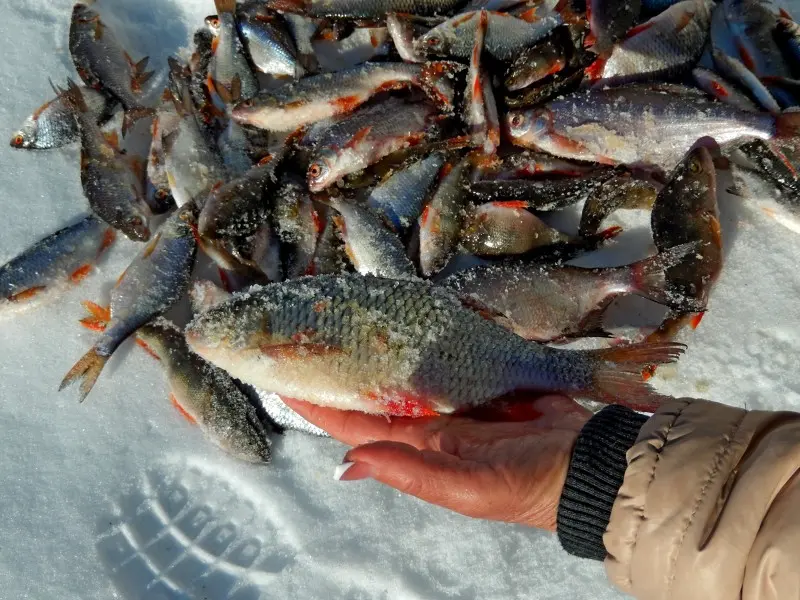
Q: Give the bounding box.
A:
[82,300,111,322]
[597,225,623,240]
[218,268,233,293]
[8,286,46,302]
[364,388,438,418]
[736,40,756,71]
[170,393,198,425]
[331,95,363,114]
[624,21,654,39]
[585,56,607,81]
[689,311,705,329]
[584,30,596,48]
[710,80,729,98]
[70,264,92,283]
[79,316,107,332]
[491,200,529,209]
[141,233,162,259]
[517,7,541,22]
[779,7,793,19]
[766,141,799,177]
[136,338,161,360]
[344,126,372,150]
[370,30,380,47]
[99,228,117,254]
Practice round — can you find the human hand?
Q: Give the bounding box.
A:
[282,395,591,531]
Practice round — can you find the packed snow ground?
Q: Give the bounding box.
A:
[2,1,800,599]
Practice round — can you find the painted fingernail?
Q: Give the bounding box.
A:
[333,461,372,481]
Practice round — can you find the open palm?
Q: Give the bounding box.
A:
[283,395,591,531]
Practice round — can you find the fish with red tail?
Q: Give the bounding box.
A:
[59,206,198,402]
[185,274,687,414]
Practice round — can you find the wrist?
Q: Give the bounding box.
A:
[556,405,649,560]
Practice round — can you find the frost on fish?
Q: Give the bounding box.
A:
[0,216,115,317]
[186,274,687,414]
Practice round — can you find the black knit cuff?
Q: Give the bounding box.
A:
[556,405,648,560]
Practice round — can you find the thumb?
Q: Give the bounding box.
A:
[339,441,497,518]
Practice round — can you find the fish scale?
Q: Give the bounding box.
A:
[187,274,686,414]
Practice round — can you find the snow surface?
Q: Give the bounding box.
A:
[2,1,800,599]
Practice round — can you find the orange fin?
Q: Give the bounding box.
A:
[625,21,654,39]
[103,130,120,149]
[736,40,756,71]
[331,94,363,114]
[170,393,198,425]
[58,347,109,402]
[344,126,372,150]
[70,264,93,283]
[491,200,529,209]
[79,316,107,332]
[81,300,111,322]
[99,228,117,254]
[136,338,161,360]
[8,286,46,302]
[364,388,438,418]
[689,311,705,329]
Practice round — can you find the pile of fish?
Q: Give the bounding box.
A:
[5,0,800,463]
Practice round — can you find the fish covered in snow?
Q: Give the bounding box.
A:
[186,274,687,414]
[0,215,115,316]
[506,84,800,172]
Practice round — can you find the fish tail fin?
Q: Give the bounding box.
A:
[122,107,156,136]
[585,342,687,411]
[776,111,800,138]
[58,347,109,402]
[418,61,462,113]
[214,0,236,13]
[629,242,705,310]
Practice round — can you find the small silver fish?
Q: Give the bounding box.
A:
[329,197,417,279]
[209,0,259,103]
[416,10,563,61]
[367,153,445,231]
[0,215,115,316]
[691,67,759,111]
[10,86,114,150]
[237,5,304,78]
[59,206,198,402]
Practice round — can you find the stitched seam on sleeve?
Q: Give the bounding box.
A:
[622,400,691,588]
[664,412,747,595]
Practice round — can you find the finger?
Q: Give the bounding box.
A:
[342,441,500,519]
[281,397,447,450]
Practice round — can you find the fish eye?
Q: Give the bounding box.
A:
[155,189,168,200]
[309,162,324,179]
[509,113,526,128]
[426,36,441,48]
[10,134,25,147]
[240,99,254,108]
[130,216,144,227]
[688,159,703,174]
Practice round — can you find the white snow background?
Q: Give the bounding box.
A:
[2,1,800,599]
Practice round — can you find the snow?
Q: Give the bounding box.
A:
[2,1,800,600]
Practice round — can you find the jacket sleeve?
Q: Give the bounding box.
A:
[603,398,800,600]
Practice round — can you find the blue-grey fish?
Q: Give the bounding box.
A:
[367,153,445,231]
[0,215,115,316]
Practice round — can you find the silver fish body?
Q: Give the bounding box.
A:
[594,0,714,86]
[294,0,465,18]
[232,61,457,131]
[186,273,687,414]
[506,84,790,171]
[10,86,113,150]
[307,100,440,191]
[367,153,445,231]
[211,2,259,102]
[329,198,417,279]
[59,206,198,402]
[691,67,759,111]
[137,318,274,463]
[417,11,563,60]
[237,7,303,78]
[0,215,114,315]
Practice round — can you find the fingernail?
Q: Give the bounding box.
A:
[333,461,372,481]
